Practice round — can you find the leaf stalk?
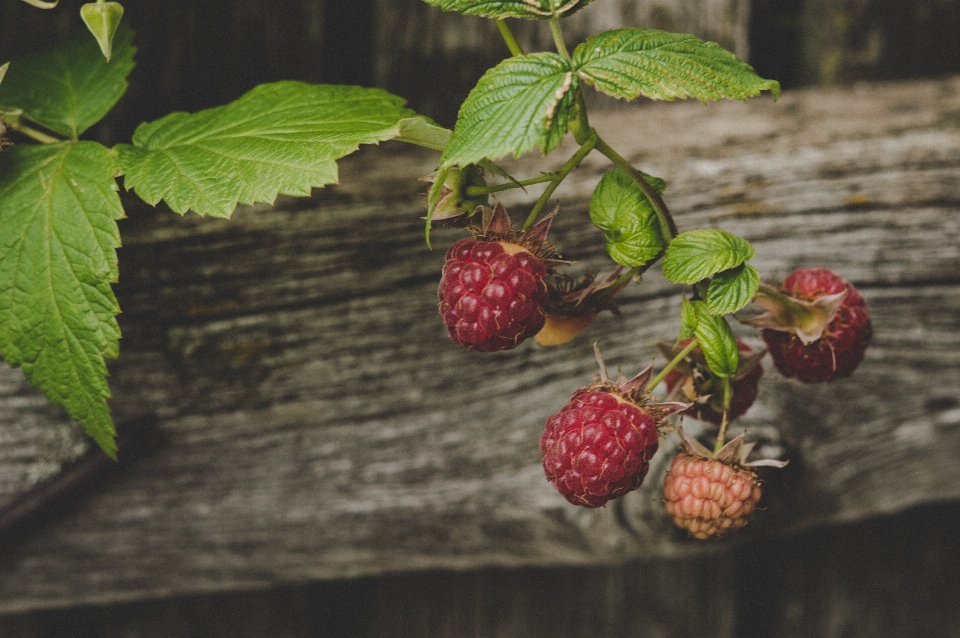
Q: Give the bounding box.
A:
[496,19,525,56]
[9,121,60,144]
[549,17,571,61]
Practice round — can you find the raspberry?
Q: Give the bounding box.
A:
[663,428,785,539]
[747,268,872,383]
[438,239,548,351]
[661,339,765,425]
[540,345,688,507]
[438,203,557,352]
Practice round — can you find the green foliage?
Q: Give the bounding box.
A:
[573,29,780,103]
[681,299,739,378]
[440,53,576,170]
[115,82,417,218]
[662,229,755,285]
[0,141,122,458]
[80,2,125,61]
[422,0,595,19]
[706,264,760,316]
[589,167,666,267]
[0,25,135,139]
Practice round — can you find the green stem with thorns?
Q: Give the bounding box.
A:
[521,128,598,230]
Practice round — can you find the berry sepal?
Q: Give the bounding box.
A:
[741,282,848,345]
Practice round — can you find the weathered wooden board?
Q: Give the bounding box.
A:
[0,75,958,613]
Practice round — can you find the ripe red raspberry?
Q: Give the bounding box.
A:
[540,346,688,507]
[661,339,765,425]
[745,268,872,383]
[438,203,557,352]
[663,428,785,539]
[438,239,548,352]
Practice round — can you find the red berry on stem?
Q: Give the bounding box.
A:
[744,268,872,383]
[438,203,557,352]
[540,345,688,508]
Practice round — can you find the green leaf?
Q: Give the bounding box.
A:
[679,297,697,340]
[688,300,739,378]
[706,263,760,315]
[440,53,576,171]
[0,25,135,139]
[422,0,595,19]
[573,29,781,103]
[662,229,755,285]
[115,82,416,217]
[0,141,123,457]
[80,2,125,61]
[589,167,666,267]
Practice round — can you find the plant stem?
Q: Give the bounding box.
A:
[521,128,598,230]
[647,338,699,392]
[594,136,679,241]
[496,19,524,56]
[549,17,571,61]
[466,173,556,197]
[10,122,59,144]
[713,377,733,453]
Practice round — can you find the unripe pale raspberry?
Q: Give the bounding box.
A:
[540,346,688,507]
[663,452,761,539]
[438,239,548,352]
[663,427,786,539]
[746,268,872,383]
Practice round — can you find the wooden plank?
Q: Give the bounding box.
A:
[0,76,958,612]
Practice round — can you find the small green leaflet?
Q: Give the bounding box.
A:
[0,25,135,139]
[115,82,417,217]
[421,0,595,19]
[706,263,760,316]
[573,29,780,103]
[662,228,755,285]
[0,141,123,457]
[681,299,739,378]
[440,53,576,171]
[589,167,666,267]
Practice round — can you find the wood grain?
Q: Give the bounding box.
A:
[0,76,958,612]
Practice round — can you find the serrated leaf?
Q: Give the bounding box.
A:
[662,228,755,285]
[0,25,135,139]
[688,300,738,378]
[573,29,781,103]
[0,141,123,457]
[440,53,576,171]
[706,263,760,315]
[115,82,416,217]
[589,167,666,267]
[422,0,595,19]
[679,297,697,340]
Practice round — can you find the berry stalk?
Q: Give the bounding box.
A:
[647,338,700,392]
[521,128,598,230]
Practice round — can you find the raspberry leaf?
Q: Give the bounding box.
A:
[0,141,123,458]
[115,82,416,217]
[685,300,739,378]
[0,25,135,139]
[589,167,666,267]
[572,29,780,103]
[679,297,698,340]
[662,229,755,285]
[421,0,595,19]
[706,263,760,315]
[439,53,576,171]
